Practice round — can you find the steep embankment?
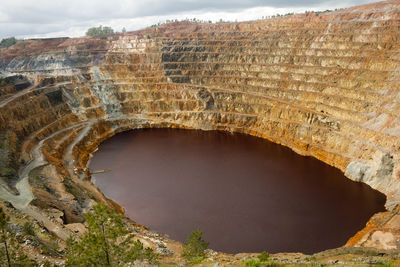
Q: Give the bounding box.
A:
[1,0,400,256]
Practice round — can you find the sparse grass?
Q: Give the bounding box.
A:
[0,132,20,188]
[29,170,54,194]
[40,237,60,257]
[42,261,54,267]
[242,258,282,267]
[377,259,396,267]
[0,132,10,151]
[63,177,87,206]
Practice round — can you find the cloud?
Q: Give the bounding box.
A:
[0,0,378,39]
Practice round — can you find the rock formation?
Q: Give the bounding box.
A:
[1,0,400,258]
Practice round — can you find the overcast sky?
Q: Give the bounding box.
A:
[0,0,379,39]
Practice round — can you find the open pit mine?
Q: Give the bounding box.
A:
[1,0,400,265]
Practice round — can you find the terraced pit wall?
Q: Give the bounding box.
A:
[1,0,400,249]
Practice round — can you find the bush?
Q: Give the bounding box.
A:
[242,251,280,267]
[0,37,17,48]
[86,26,114,37]
[258,251,269,262]
[182,228,209,264]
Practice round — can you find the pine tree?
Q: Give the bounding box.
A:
[66,204,158,266]
[182,228,209,263]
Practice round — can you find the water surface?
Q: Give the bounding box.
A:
[90,128,386,254]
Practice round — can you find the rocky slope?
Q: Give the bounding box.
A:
[1,0,400,263]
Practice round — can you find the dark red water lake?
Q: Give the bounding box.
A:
[89,128,386,254]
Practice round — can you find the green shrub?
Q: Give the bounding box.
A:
[182,228,209,264]
[86,26,114,37]
[22,222,35,236]
[242,251,280,267]
[243,258,262,267]
[258,251,269,262]
[0,37,17,48]
[3,167,17,179]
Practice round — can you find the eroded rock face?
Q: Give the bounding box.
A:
[1,0,400,252]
